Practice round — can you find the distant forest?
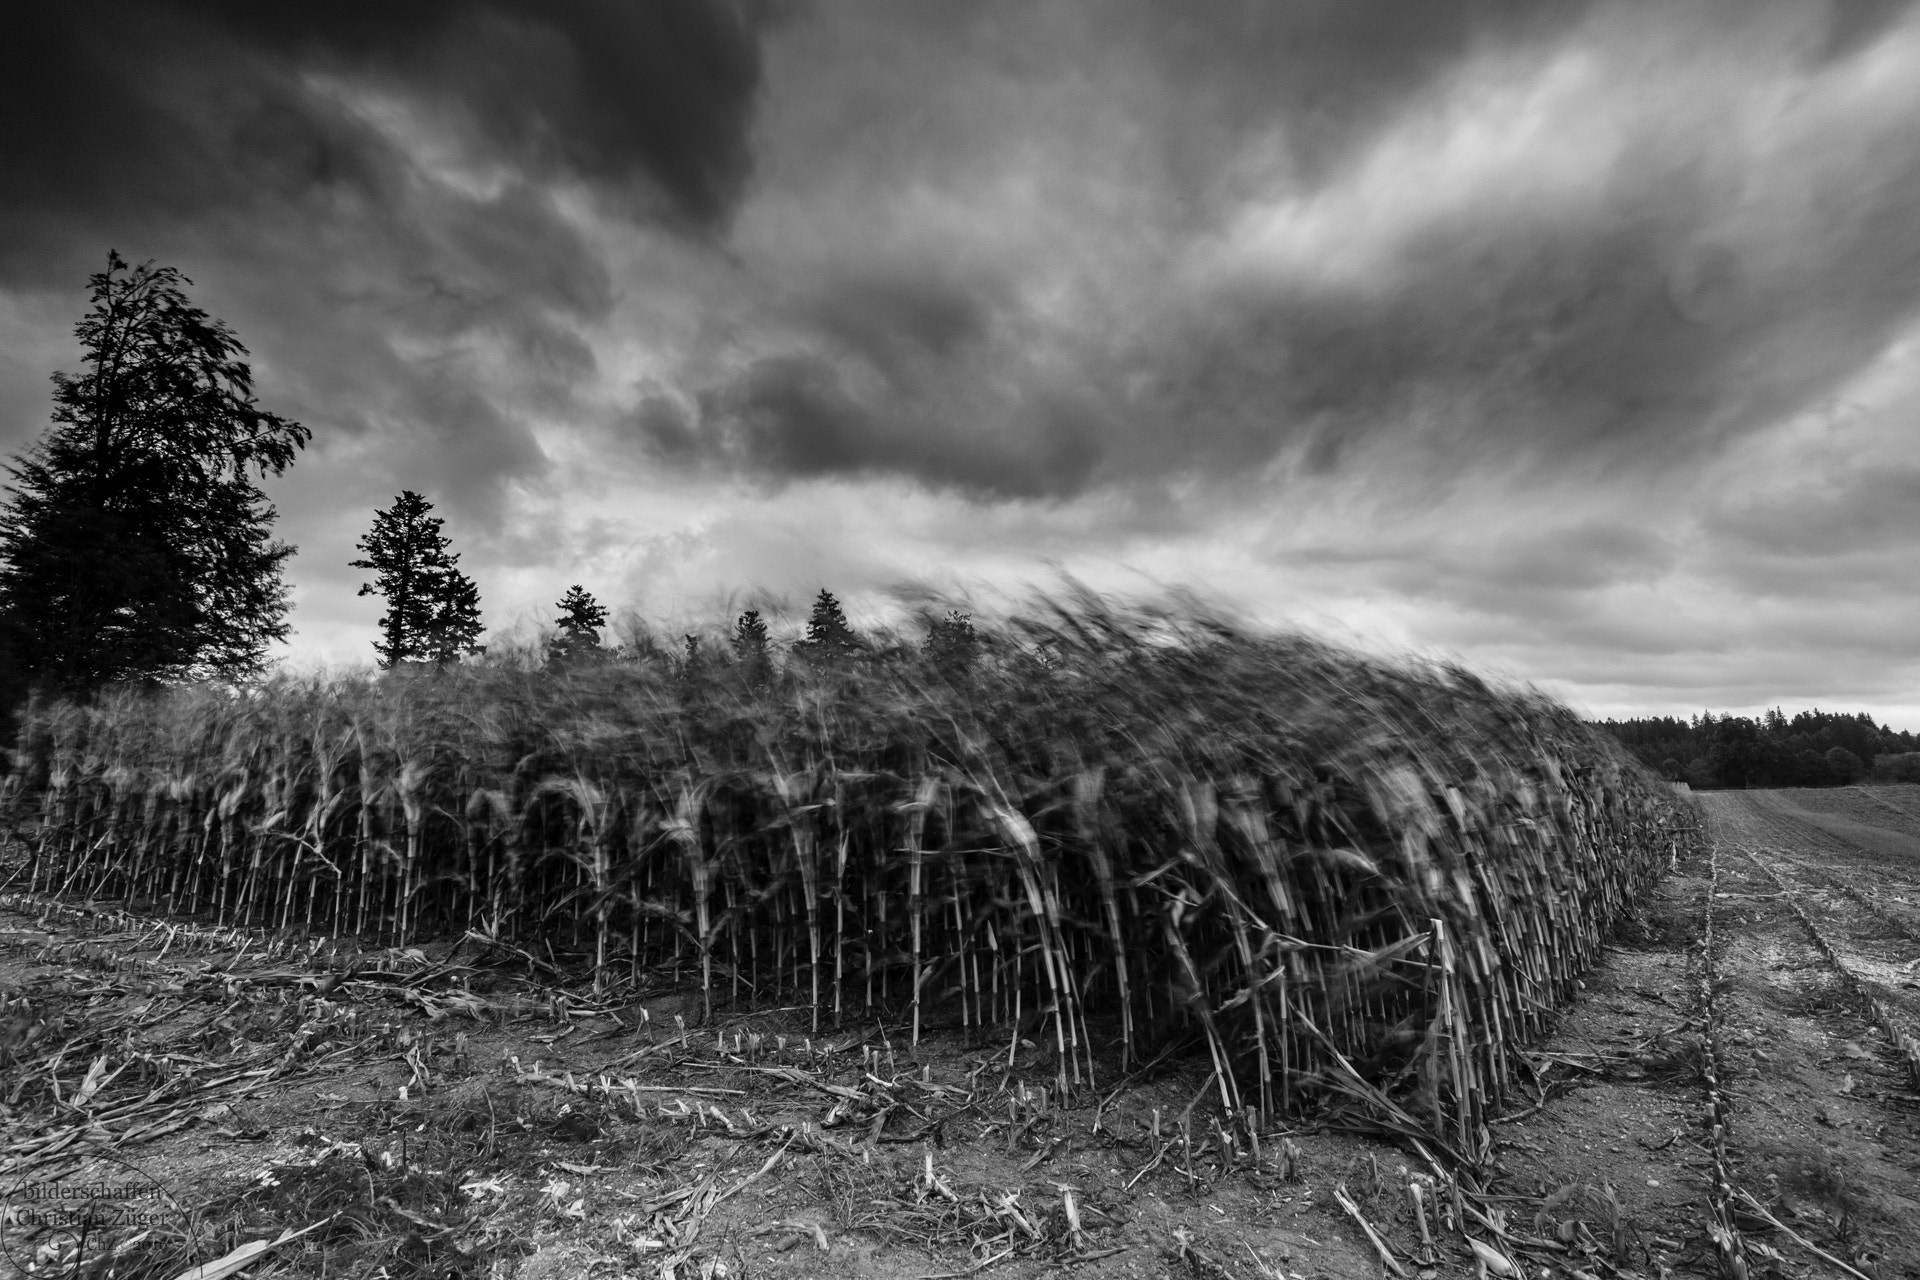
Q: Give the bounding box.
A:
[1595,709,1920,789]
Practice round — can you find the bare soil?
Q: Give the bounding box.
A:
[2,786,1917,1280]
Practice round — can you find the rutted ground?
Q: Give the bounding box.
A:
[1700,788,1920,1276]
[1329,784,1920,1280]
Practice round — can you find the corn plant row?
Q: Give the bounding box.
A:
[2,597,1693,1144]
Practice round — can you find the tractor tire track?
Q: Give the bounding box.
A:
[1742,852,1920,1091]
[1702,791,1920,1035]
[1690,792,1920,1279]
[1697,838,1751,1279]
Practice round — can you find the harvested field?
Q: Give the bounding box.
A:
[0,890,1432,1280]
[0,605,1699,1277]
[12,784,1920,1280]
[1690,788,1920,1278]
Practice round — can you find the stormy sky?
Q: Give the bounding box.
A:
[5,0,1920,726]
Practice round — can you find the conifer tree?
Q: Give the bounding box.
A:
[794,589,860,665]
[925,610,979,676]
[424,569,485,664]
[731,608,772,683]
[0,252,309,691]
[549,585,608,664]
[351,491,485,667]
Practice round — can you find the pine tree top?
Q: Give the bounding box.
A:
[351,491,484,668]
[548,585,608,665]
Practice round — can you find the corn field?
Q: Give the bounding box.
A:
[0,598,1693,1153]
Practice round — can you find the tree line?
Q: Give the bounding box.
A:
[349,484,979,681]
[0,254,979,727]
[1596,709,1920,788]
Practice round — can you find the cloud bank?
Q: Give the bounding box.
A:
[4,0,1920,725]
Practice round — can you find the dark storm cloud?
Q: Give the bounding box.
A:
[1296,521,1675,598]
[631,353,1098,498]
[627,0,1920,502]
[808,266,997,378]
[1098,0,1604,189]
[9,0,1920,724]
[1823,0,1920,57]
[0,0,766,277]
[212,0,766,226]
[1708,467,1920,558]
[1139,199,1915,481]
[0,0,771,514]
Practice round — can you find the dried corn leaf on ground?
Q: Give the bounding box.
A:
[3,593,1693,1156]
[0,892,1427,1280]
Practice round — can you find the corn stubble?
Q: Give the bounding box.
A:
[3,595,1692,1150]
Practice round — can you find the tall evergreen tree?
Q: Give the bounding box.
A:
[794,589,860,665]
[0,252,309,691]
[351,491,485,667]
[424,567,485,665]
[549,585,608,664]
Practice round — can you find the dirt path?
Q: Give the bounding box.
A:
[1460,833,1734,1278]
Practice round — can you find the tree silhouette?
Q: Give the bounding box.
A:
[0,252,309,691]
[351,491,484,667]
[794,589,860,665]
[549,585,608,664]
[731,608,772,682]
[925,610,978,676]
